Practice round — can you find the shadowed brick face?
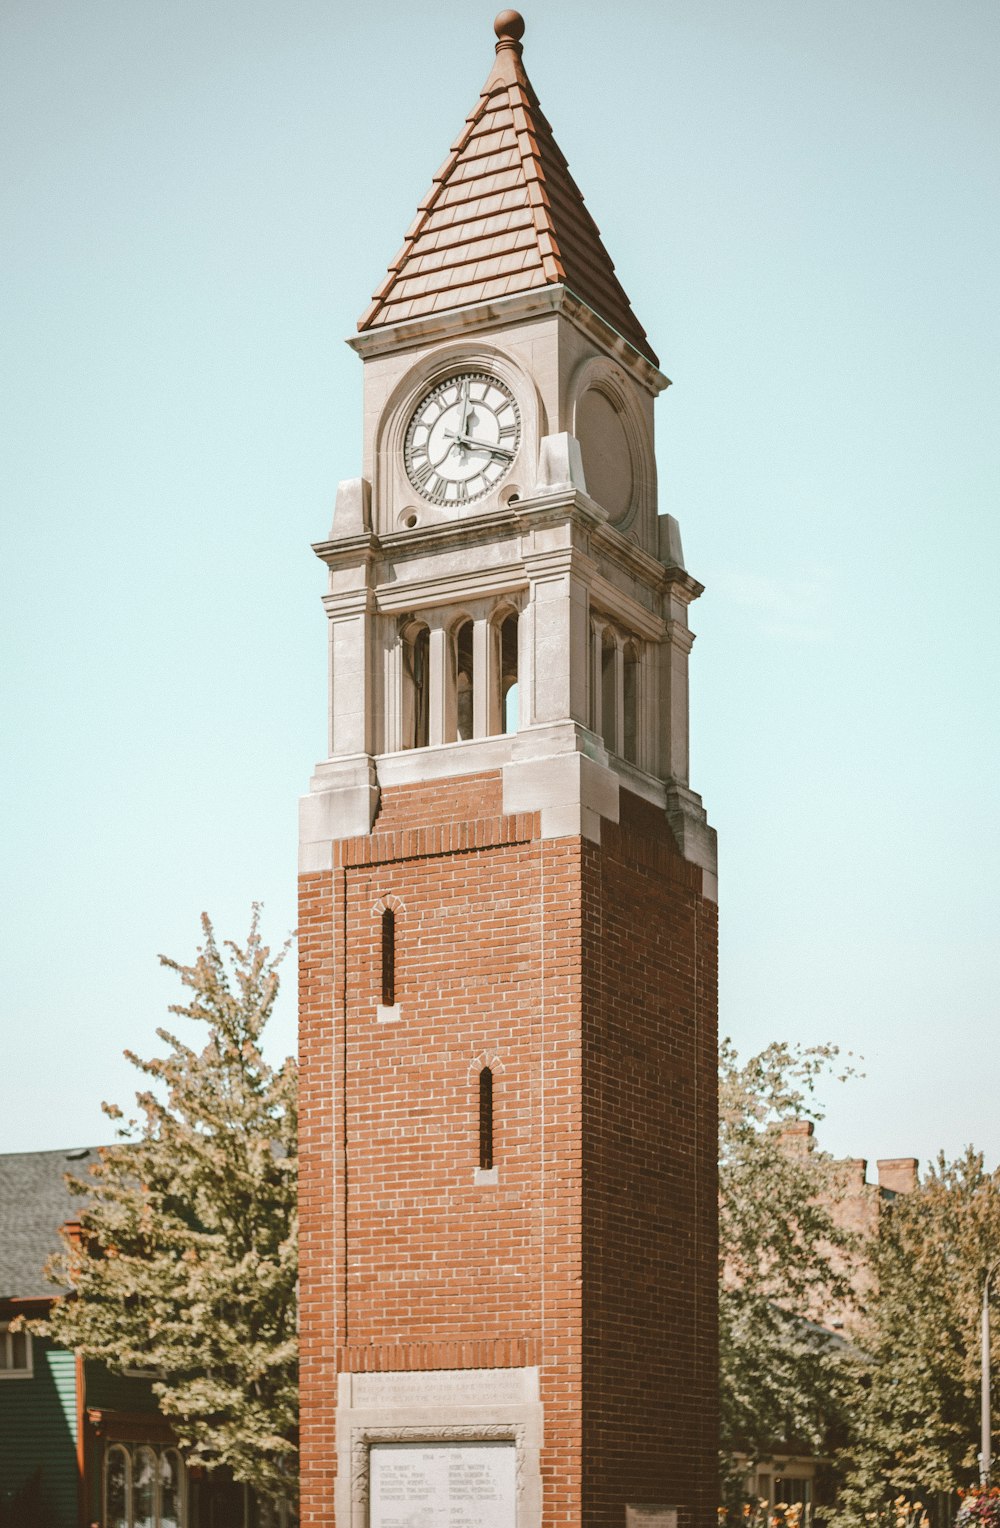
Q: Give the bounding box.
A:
[298,776,718,1528]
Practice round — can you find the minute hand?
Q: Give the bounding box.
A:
[445,431,515,459]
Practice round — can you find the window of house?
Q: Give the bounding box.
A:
[0,1323,31,1377]
[774,1478,813,1508]
[104,1443,185,1528]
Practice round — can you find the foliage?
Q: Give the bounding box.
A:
[719,1499,809,1528]
[834,1151,1000,1521]
[39,910,298,1506]
[719,1038,864,1484]
[957,1487,1000,1528]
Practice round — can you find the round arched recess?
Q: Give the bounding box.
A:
[576,386,634,524]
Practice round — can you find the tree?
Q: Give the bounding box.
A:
[719,1038,864,1493]
[41,910,298,1507]
[835,1150,1000,1524]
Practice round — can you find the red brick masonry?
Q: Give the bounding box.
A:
[299,772,718,1528]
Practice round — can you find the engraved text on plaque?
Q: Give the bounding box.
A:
[370,1442,517,1528]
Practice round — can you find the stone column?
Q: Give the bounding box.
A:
[427,618,452,747]
[525,571,589,728]
[472,615,498,739]
[659,618,694,785]
[589,618,603,739]
[326,591,376,757]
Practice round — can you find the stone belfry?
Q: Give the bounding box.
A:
[298,12,719,1528]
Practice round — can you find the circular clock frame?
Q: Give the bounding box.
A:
[403,370,521,508]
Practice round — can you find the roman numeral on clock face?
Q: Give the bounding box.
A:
[409,458,433,489]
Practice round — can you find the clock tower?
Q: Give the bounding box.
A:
[298,12,719,1528]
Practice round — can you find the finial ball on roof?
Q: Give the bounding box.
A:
[494,10,526,43]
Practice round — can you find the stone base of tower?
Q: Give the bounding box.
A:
[298,773,718,1528]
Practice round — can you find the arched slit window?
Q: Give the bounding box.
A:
[403,625,430,750]
[601,628,618,753]
[105,1445,130,1528]
[158,1450,183,1528]
[455,619,474,742]
[381,907,395,1007]
[133,1445,157,1528]
[500,613,519,734]
[479,1067,494,1170]
[623,642,639,764]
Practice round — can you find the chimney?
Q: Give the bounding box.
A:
[877,1158,918,1195]
[777,1120,815,1155]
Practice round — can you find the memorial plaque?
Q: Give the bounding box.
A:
[370,1442,516,1528]
[626,1507,678,1528]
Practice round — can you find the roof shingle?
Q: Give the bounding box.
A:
[357,20,657,366]
[0,1146,104,1300]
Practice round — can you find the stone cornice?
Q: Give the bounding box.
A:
[347,286,669,398]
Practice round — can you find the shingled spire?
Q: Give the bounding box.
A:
[357,10,657,366]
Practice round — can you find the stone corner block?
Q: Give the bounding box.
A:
[329,477,372,539]
[298,779,379,869]
[501,749,619,843]
[534,432,587,496]
[664,783,718,902]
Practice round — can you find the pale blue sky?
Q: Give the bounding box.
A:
[3,1,998,1171]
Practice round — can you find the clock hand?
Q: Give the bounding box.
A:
[456,377,471,442]
[444,430,515,460]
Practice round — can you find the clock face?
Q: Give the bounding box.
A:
[404,371,521,507]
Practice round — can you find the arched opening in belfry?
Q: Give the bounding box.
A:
[403,623,430,750]
[601,627,618,754]
[623,641,639,764]
[500,612,519,734]
[454,619,474,741]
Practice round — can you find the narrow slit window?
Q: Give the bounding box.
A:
[479,1067,494,1170]
[381,907,395,1007]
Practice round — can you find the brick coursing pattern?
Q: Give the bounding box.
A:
[298,773,718,1528]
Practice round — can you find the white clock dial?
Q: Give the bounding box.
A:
[404,371,521,507]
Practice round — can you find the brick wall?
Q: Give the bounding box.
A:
[298,773,718,1528]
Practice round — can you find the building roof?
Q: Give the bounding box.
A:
[357,11,657,366]
[0,1146,104,1301]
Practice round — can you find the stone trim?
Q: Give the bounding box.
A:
[332,813,537,868]
[338,1338,541,1372]
[352,1425,527,1515]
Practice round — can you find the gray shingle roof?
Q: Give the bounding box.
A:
[0,1146,107,1300]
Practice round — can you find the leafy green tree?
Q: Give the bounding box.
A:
[835,1150,1000,1523]
[719,1039,864,1491]
[42,910,298,1507]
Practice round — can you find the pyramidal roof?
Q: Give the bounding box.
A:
[357,11,657,367]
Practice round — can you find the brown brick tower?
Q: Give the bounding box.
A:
[298,13,719,1528]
